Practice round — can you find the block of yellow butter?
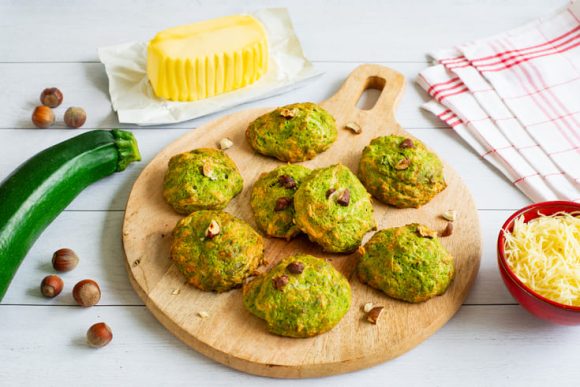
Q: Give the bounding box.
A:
[147,15,269,102]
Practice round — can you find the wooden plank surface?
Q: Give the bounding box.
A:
[2,305,579,386]
[1,0,575,385]
[0,0,567,63]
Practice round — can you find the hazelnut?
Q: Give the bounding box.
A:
[325,188,336,199]
[51,248,79,272]
[217,138,233,150]
[201,162,217,180]
[394,157,410,170]
[279,108,296,119]
[272,275,289,290]
[440,222,454,237]
[32,106,55,128]
[72,279,101,307]
[63,107,86,129]
[86,322,113,348]
[197,311,209,319]
[399,138,415,149]
[363,302,374,313]
[344,122,362,134]
[40,87,63,108]
[336,188,351,206]
[278,175,296,189]
[286,261,304,274]
[274,197,293,211]
[367,306,384,324]
[40,275,64,298]
[442,210,457,222]
[205,220,220,239]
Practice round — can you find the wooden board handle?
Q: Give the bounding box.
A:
[322,64,406,134]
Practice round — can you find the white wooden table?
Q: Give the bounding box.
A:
[1,1,578,386]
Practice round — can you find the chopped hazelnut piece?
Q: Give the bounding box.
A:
[325,188,336,199]
[394,157,410,170]
[205,220,221,239]
[280,108,296,119]
[273,275,289,290]
[399,138,415,149]
[417,225,437,238]
[440,222,454,237]
[363,302,374,313]
[367,306,384,324]
[286,261,305,274]
[275,197,293,211]
[197,311,209,319]
[344,122,362,134]
[278,175,297,189]
[336,188,351,206]
[218,137,234,150]
[201,162,217,180]
[442,210,457,222]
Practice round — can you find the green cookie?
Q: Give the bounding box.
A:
[359,135,446,208]
[163,148,243,214]
[357,224,455,303]
[243,254,351,338]
[294,164,376,253]
[171,210,264,292]
[246,102,337,162]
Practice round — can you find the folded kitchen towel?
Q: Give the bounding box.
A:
[418,1,580,203]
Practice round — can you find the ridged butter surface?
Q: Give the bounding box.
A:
[147,15,269,102]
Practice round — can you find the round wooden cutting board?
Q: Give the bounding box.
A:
[122,64,481,378]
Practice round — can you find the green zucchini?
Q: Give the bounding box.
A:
[0,129,141,300]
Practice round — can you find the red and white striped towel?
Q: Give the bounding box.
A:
[418,1,580,203]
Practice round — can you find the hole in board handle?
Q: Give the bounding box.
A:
[356,76,386,111]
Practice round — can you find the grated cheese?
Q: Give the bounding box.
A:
[504,211,580,306]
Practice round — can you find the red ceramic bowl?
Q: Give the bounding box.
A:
[497,200,580,325]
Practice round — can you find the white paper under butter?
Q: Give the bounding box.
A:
[98,8,321,126]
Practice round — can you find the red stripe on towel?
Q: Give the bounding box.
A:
[471,25,580,65]
[477,40,580,72]
[426,77,461,94]
[513,173,541,184]
[437,86,469,102]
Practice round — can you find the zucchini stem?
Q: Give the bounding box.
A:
[112,129,142,171]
